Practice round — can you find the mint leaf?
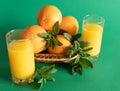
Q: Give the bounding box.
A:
[65,37,94,75]
[66,45,75,57]
[46,76,56,81]
[38,21,63,49]
[63,33,72,42]
[59,29,67,34]
[80,58,93,68]
[52,36,62,46]
[72,63,82,75]
[72,33,81,42]
[82,47,93,52]
[37,64,57,75]
[79,41,90,48]
[52,21,60,35]
[32,64,57,90]
[73,55,81,64]
[38,33,49,39]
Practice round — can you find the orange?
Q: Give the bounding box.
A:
[60,16,79,35]
[37,5,62,30]
[20,25,46,53]
[48,35,71,54]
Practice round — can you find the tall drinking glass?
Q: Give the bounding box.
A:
[6,29,35,84]
[82,15,105,60]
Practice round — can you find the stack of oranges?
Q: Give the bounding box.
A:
[20,5,79,54]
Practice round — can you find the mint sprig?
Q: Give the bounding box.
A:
[64,33,93,75]
[32,64,57,90]
[38,21,94,75]
[38,21,62,49]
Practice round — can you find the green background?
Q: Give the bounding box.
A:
[0,0,120,91]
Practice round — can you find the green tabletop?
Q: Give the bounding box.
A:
[0,0,120,91]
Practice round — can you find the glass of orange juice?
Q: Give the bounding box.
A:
[6,29,35,84]
[82,15,105,60]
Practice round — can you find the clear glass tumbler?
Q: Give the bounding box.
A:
[82,15,105,60]
[6,29,35,84]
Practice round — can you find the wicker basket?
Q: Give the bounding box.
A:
[35,53,78,63]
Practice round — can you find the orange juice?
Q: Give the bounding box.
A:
[82,24,103,56]
[8,40,35,80]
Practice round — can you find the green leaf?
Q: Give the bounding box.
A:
[30,82,42,90]
[37,64,53,75]
[38,21,70,49]
[79,41,90,48]
[38,33,52,50]
[46,76,56,82]
[43,39,51,50]
[59,29,67,34]
[63,33,72,42]
[74,42,78,51]
[73,55,81,64]
[65,39,94,75]
[71,63,82,75]
[49,40,55,48]
[46,64,57,74]
[79,58,93,68]
[83,47,93,52]
[74,41,80,51]
[52,36,63,46]
[84,53,90,57]
[35,78,43,89]
[32,64,57,90]
[52,21,60,35]
[38,33,49,39]
[76,65,82,75]
[72,65,77,75]
[38,22,62,49]
[66,45,75,57]
[49,69,57,74]
[38,78,43,84]
[79,51,87,57]
[72,33,81,42]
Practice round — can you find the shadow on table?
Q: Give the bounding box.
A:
[0,29,11,83]
[56,63,72,74]
[0,62,11,83]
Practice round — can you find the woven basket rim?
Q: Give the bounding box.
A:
[35,53,78,63]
